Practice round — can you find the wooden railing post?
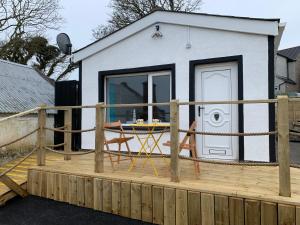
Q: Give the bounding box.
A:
[170,100,180,182]
[95,103,105,173]
[37,107,46,166]
[64,109,72,160]
[277,95,291,197]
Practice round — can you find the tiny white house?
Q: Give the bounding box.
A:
[73,10,284,162]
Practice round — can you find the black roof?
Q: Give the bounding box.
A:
[278,46,300,61]
[73,10,280,55]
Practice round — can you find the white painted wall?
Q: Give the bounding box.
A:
[81,23,271,162]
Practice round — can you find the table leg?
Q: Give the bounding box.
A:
[142,128,167,168]
[128,128,152,172]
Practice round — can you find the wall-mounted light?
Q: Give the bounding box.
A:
[152,24,163,39]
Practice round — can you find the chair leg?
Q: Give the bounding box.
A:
[106,143,115,170]
[125,140,134,163]
[117,143,121,164]
[190,135,200,175]
[193,148,200,174]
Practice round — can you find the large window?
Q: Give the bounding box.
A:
[106,72,171,123]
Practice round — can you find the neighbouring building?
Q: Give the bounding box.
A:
[275,46,300,95]
[0,60,54,159]
[73,10,285,162]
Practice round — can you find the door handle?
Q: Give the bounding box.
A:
[198,106,205,117]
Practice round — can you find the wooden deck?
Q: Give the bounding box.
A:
[27,153,300,205]
[0,153,61,205]
[26,153,300,225]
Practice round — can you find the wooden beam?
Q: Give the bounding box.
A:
[277,95,291,197]
[215,195,229,225]
[141,184,153,223]
[95,103,105,173]
[261,201,278,225]
[120,182,131,218]
[188,191,201,225]
[0,183,27,206]
[152,186,164,225]
[64,109,72,160]
[229,197,244,225]
[245,199,260,225]
[176,189,188,225]
[93,178,103,211]
[278,204,296,225]
[0,174,28,197]
[170,100,180,182]
[201,193,215,225]
[37,108,46,166]
[164,187,176,225]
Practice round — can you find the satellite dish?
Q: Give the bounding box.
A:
[56,33,72,55]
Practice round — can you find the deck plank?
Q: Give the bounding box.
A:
[261,201,278,225]
[3,151,300,210]
[188,191,201,225]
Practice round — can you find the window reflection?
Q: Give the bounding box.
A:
[106,75,148,123]
[106,73,171,123]
[153,75,170,122]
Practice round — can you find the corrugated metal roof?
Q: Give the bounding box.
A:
[0,60,54,113]
[278,46,300,61]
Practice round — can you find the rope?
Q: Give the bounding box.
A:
[179,156,300,169]
[0,128,39,148]
[0,147,38,177]
[178,99,278,106]
[291,164,300,169]
[179,155,279,166]
[178,129,277,136]
[55,126,66,130]
[104,128,170,135]
[0,107,40,123]
[45,127,95,133]
[44,147,95,155]
[103,150,170,158]
[290,131,300,136]
[46,143,65,148]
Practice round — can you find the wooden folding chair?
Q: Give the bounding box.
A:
[104,121,134,169]
[163,121,200,175]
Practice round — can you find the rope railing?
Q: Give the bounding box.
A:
[178,129,277,136]
[27,96,295,198]
[55,126,66,130]
[288,98,300,102]
[104,128,170,135]
[178,99,278,106]
[0,107,40,123]
[44,127,96,133]
[41,98,280,111]
[0,128,39,149]
[289,131,300,136]
[46,143,65,148]
[178,155,278,166]
[44,147,95,155]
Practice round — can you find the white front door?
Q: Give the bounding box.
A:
[195,62,238,160]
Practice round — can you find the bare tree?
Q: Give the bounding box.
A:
[0,0,62,38]
[93,0,202,39]
[0,0,76,80]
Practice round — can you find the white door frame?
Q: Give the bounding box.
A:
[195,62,239,160]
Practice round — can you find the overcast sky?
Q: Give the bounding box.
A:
[50,0,299,51]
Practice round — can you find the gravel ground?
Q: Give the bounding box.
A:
[0,196,154,225]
